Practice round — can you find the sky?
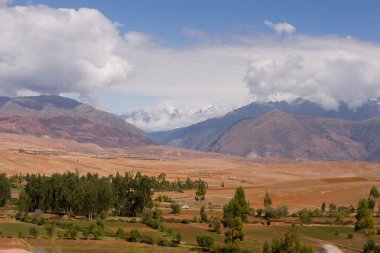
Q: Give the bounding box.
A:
[1,0,380,131]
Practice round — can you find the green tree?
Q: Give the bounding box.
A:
[17,189,30,219]
[364,238,380,253]
[321,202,326,213]
[224,216,244,249]
[196,234,214,251]
[234,186,250,222]
[170,203,181,214]
[195,181,207,201]
[264,191,272,209]
[200,206,208,223]
[329,203,337,212]
[0,174,11,207]
[369,186,379,213]
[209,217,221,234]
[271,225,313,253]
[355,199,375,237]
[222,187,250,249]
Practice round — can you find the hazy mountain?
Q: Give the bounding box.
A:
[0,95,155,148]
[150,99,380,161]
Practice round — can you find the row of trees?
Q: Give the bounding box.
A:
[17,171,207,219]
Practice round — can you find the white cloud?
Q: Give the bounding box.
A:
[124,31,155,46]
[0,0,12,7]
[243,37,380,109]
[0,5,132,96]
[264,20,296,35]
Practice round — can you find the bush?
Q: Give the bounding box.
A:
[140,235,154,245]
[31,209,44,225]
[200,206,208,223]
[298,209,312,224]
[170,203,181,214]
[63,225,77,240]
[29,227,38,238]
[196,234,214,251]
[157,239,170,247]
[126,229,141,242]
[44,224,55,238]
[173,232,182,244]
[181,219,190,224]
[18,231,24,238]
[209,217,221,233]
[115,227,125,238]
[276,205,288,217]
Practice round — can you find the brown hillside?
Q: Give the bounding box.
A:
[212,109,379,160]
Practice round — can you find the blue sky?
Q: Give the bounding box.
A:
[11,0,380,43]
[2,0,380,131]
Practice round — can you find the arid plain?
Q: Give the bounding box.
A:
[1,133,379,213]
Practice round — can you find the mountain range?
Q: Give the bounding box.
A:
[0,95,379,162]
[150,99,380,161]
[0,95,155,148]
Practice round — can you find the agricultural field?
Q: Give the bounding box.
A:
[0,142,380,252]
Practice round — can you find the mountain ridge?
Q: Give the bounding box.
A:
[0,95,155,148]
[150,99,380,161]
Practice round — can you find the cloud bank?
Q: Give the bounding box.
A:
[0,5,131,97]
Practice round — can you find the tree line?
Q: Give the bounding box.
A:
[14,171,206,219]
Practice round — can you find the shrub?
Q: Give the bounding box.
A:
[196,234,214,251]
[45,224,55,238]
[115,227,125,238]
[63,225,77,240]
[29,227,38,238]
[298,209,312,224]
[276,205,288,217]
[173,232,182,244]
[126,229,141,242]
[157,239,170,247]
[140,235,154,245]
[209,217,221,234]
[170,203,181,214]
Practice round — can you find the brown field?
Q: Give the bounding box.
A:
[0,133,379,213]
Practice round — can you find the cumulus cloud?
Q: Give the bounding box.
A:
[243,37,380,109]
[0,5,132,96]
[264,20,296,35]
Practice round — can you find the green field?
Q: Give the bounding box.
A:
[1,219,378,253]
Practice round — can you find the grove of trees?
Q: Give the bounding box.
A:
[16,171,207,219]
[0,173,11,207]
